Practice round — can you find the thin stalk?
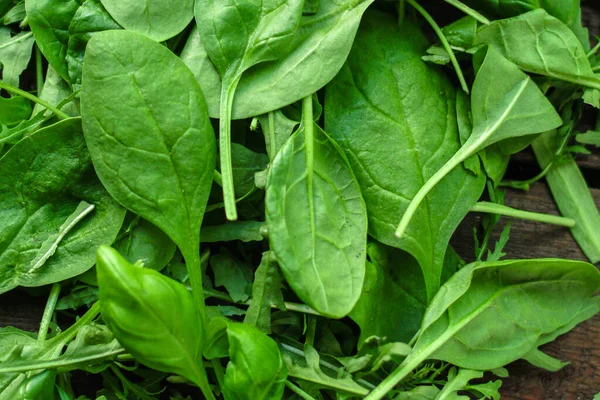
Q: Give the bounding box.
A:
[37,283,61,342]
[398,0,406,25]
[219,75,243,221]
[183,249,207,319]
[0,81,68,119]
[305,316,317,347]
[285,380,316,400]
[268,111,276,161]
[406,0,470,94]
[444,0,491,25]
[35,45,44,96]
[593,65,600,72]
[587,41,600,58]
[205,186,257,213]
[190,361,216,400]
[211,359,225,390]
[213,170,223,187]
[396,142,475,238]
[470,201,576,227]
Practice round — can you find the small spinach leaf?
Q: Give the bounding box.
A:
[0,29,35,86]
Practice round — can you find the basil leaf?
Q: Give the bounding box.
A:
[96,246,208,388]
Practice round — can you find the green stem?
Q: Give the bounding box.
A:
[205,186,257,213]
[407,0,470,94]
[37,283,61,342]
[396,142,476,238]
[219,75,243,221]
[305,316,317,347]
[190,361,216,400]
[444,0,491,25]
[213,170,223,187]
[0,81,68,119]
[268,111,277,161]
[593,65,600,72]
[471,201,576,227]
[587,41,600,58]
[398,0,405,25]
[211,359,225,390]
[183,249,207,319]
[35,45,44,96]
[285,380,316,400]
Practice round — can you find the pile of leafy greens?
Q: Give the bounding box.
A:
[1,0,600,398]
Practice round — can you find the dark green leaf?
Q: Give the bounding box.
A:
[201,221,264,243]
[210,249,253,303]
[114,218,176,271]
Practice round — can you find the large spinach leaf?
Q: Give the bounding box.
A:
[0,118,125,294]
[184,0,374,119]
[81,30,216,312]
[395,46,561,242]
[265,98,367,318]
[365,258,600,399]
[325,11,485,300]
[99,0,192,41]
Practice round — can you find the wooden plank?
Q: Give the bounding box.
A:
[452,183,600,400]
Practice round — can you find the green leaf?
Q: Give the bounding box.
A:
[465,380,501,400]
[0,118,125,294]
[201,221,264,243]
[394,386,440,400]
[419,259,600,369]
[1,1,25,25]
[81,30,216,285]
[265,108,367,318]
[25,0,82,82]
[223,322,287,400]
[210,249,253,303]
[476,9,600,89]
[96,246,208,388]
[521,348,568,372]
[576,131,600,147]
[184,0,374,120]
[0,29,35,86]
[258,110,299,160]
[14,370,56,400]
[395,46,561,242]
[284,344,369,397]
[230,143,269,197]
[349,244,427,346]
[66,0,121,89]
[532,130,600,263]
[436,368,484,400]
[114,218,176,272]
[244,252,286,333]
[99,0,192,42]
[0,96,31,126]
[195,0,304,220]
[325,11,484,300]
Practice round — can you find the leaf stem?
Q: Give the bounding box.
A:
[0,81,69,120]
[35,45,44,96]
[268,111,277,162]
[470,201,575,227]
[406,0,470,94]
[285,380,316,400]
[219,75,243,221]
[444,0,491,25]
[38,283,61,342]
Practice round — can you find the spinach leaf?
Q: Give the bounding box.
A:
[25,0,82,82]
[265,98,367,318]
[210,249,253,303]
[349,244,427,346]
[185,0,374,119]
[0,96,31,126]
[195,0,304,220]
[0,29,34,86]
[325,11,485,300]
[532,130,600,263]
[222,322,288,400]
[114,218,176,272]
[230,143,269,197]
[258,110,298,161]
[81,30,216,313]
[201,221,264,243]
[475,9,600,90]
[0,118,125,294]
[244,252,286,334]
[365,258,600,399]
[96,246,211,395]
[66,0,121,89]
[99,0,192,42]
[395,46,561,241]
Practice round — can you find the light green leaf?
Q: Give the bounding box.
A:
[0,29,34,86]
